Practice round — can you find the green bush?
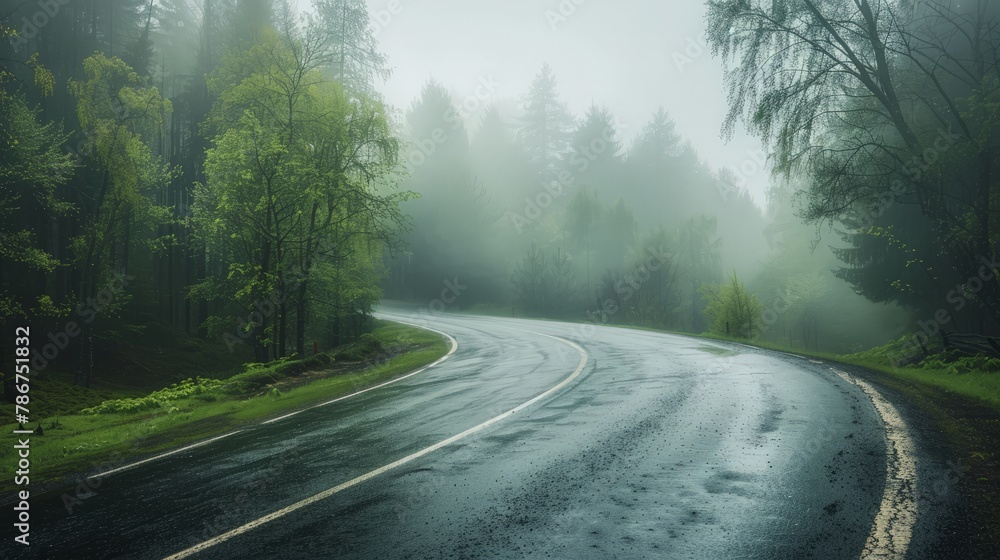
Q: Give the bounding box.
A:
[220,354,333,395]
[700,272,762,339]
[846,333,942,365]
[334,334,385,362]
[925,355,1000,374]
[849,335,1000,374]
[81,377,223,414]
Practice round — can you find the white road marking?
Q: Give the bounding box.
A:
[163,332,589,560]
[832,369,918,559]
[89,432,244,480]
[88,323,458,481]
[263,324,458,424]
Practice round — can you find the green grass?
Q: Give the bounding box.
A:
[601,321,1000,411]
[0,321,449,497]
[840,357,1000,409]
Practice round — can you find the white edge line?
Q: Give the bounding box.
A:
[89,431,245,480]
[87,322,458,481]
[262,323,458,424]
[163,331,588,560]
[831,368,918,558]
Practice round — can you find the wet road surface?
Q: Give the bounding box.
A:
[5,306,934,559]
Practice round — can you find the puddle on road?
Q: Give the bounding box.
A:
[692,346,740,357]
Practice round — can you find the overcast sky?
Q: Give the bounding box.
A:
[361,0,771,207]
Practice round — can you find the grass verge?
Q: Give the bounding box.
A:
[1,320,449,499]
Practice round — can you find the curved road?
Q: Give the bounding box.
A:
[5,305,944,559]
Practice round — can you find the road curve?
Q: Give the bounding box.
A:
[4,305,941,559]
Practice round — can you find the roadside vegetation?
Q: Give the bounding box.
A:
[844,337,1000,410]
[0,321,448,497]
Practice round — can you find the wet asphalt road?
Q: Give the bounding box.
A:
[7,306,912,559]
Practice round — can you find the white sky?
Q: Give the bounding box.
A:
[361,0,771,206]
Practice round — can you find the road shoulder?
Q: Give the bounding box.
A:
[1,320,453,502]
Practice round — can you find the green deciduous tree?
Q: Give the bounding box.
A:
[196,23,404,361]
[69,52,172,385]
[702,272,762,339]
[0,89,75,322]
[707,0,1000,329]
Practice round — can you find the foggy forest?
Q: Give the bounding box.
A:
[6,0,988,372]
[2,1,1000,559]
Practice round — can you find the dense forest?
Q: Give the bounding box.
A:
[2,0,999,391]
[1,0,408,388]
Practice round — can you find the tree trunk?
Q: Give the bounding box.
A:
[296,279,308,356]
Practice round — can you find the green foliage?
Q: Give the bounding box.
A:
[701,272,762,339]
[848,334,934,366]
[939,355,1000,374]
[334,333,385,362]
[0,89,76,320]
[81,377,224,415]
[68,52,173,282]
[706,0,1000,329]
[220,353,335,395]
[26,53,55,97]
[195,28,404,359]
[0,321,449,495]
[0,91,74,226]
[850,335,1000,374]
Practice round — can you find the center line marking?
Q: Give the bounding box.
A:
[163,331,588,560]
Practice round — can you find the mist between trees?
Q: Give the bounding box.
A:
[2,0,1000,393]
[386,0,1000,355]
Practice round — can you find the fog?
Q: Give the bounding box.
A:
[367,0,916,352]
[371,0,770,204]
[5,3,1000,555]
[5,0,995,365]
